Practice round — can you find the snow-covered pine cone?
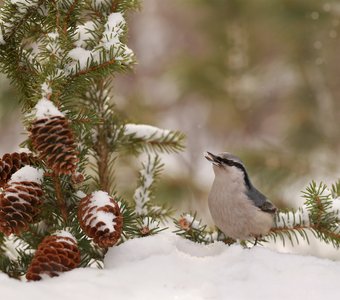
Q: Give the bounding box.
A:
[0,166,43,236]
[0,152,36,188]
[26,231,80,281]
[78,191,123,248]
[29,115,78,175]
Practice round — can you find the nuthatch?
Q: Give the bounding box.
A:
[205,152,277,240]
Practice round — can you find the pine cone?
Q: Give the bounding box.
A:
[0,152,36,188]
[78,191,123,248]
[26,231,80,281]
[29,116,78,175]
[0,178,43,236]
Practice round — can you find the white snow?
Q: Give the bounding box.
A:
[125,123,171,139]
[10,0,39,11]
[134,155,158,215]
[1,232,340,299]
[67,47,92,70]
[10,0,35,5]
[53,230,77,245]
[141,217,159,230]
[331,197,340,216]
[0,27,4,45]
[275,206,310,228]
[9,166,43,184]
[34,98,64,119]
[182,213,201,229]
[100,13,125,50]
[74,21,96,48]
[53,230,76,241]
[17,147,32,154]
[45,31,62,57]
[67,12,133,74]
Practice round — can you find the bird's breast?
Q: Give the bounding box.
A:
[208,181,273,240]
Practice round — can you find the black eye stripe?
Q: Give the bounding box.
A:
[221,158,251,189]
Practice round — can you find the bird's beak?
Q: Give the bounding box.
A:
[204,152,222,166]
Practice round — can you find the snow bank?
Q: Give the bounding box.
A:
[1,232,340,299]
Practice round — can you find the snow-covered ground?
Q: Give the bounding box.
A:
[1,231,340,300]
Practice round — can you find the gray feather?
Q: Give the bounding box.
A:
[246,186,277,214]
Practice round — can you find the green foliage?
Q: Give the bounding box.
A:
[0,0,184,279]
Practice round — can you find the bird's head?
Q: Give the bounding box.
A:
[204,151,251,187]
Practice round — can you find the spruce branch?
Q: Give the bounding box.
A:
[173,212,234,245]
[123,124,185,154]
[134,154,164,216]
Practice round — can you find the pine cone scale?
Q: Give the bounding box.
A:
[26,233,80,281]
[29,116,78,175]
[0,180,43,236]
[0,153,37,188]
[78,191,123,248]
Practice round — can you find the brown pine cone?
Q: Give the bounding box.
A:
[0,176,43,236]
[78,191,123,248]
[0,152,36,188]
[29,116,78,175]
[26,231,80,281]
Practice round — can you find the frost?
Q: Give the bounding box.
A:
[125,124,170,140]
[9,166,43,184]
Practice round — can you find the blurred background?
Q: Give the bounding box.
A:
[1,0,340,256]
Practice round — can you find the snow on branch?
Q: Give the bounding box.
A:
[267,181,340,247]
[124,124,185,153]
[66,12,134,75]
[0,0,41,43]
[134,154,163,216]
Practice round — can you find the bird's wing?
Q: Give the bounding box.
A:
[246,187,277,214]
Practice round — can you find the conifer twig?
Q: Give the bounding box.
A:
[71,59,116,78]
[93,79,112,193]
[51,173,68,223]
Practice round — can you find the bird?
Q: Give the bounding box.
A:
[205,151,277,241]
